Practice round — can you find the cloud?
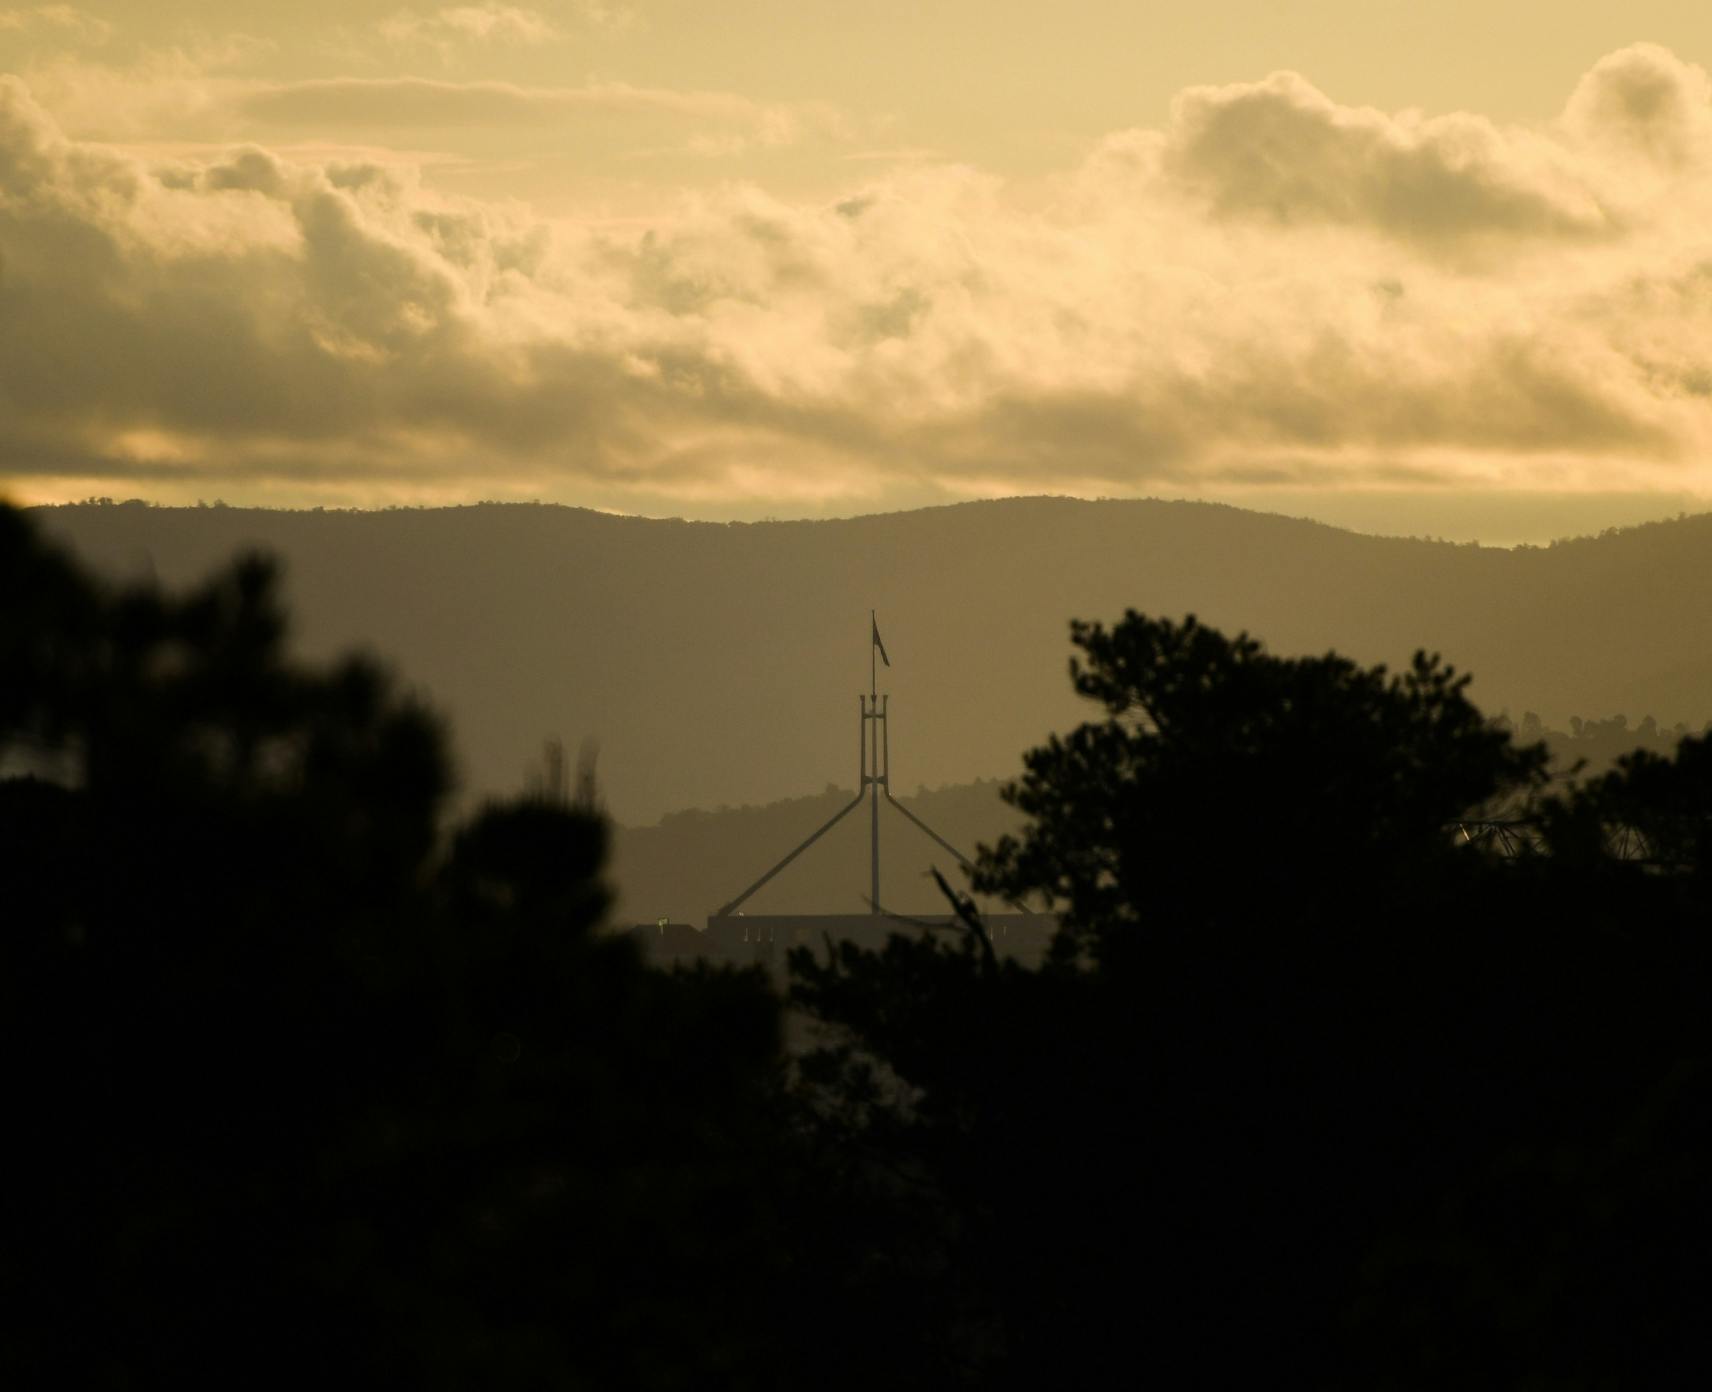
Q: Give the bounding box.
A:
[378,5,564,54]
[236,76,820,139]
[12,34,279,142]
[1562,42,1712,169]
[21,54,848,163]
[7,50,1712,513]
[1158,70,1616,255]
[0,5,110,43]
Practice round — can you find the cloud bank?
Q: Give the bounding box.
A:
[6,44,1712,512]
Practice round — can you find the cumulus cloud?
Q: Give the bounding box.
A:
[7,48,1712,512]
[1159,70,1616,256]
[1563,42,1712,169]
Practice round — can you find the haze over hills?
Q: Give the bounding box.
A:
[32,497,1712,832]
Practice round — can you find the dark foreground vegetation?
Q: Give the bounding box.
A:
[5,500,1712,1388]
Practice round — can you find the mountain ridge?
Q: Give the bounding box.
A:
[30,495,1712,825]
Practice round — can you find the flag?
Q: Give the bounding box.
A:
[872,615,890,666]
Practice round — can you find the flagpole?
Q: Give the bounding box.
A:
[870,610,879,914]
[870,608,876,701]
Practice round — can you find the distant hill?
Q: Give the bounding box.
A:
[609,778,1027,929]
[31,497,1712,829]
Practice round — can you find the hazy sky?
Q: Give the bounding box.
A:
[7,3,1712,539]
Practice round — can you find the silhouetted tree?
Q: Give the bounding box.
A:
[793,612,1712,1389]
[0,505,900,1389]
[978,613,1548,966]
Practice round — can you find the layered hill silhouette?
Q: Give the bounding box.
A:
[32,497,1712,838]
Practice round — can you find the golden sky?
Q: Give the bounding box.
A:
[7,3,1712,539]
